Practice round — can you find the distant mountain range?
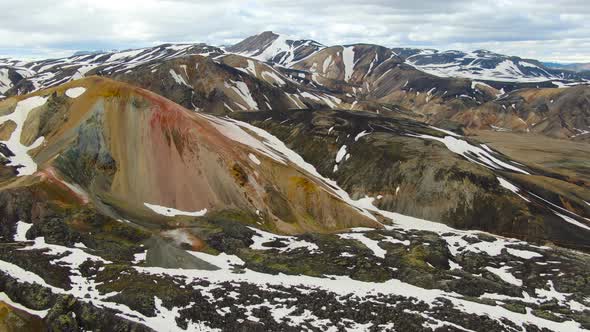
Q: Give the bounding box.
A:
[1,31,589,141]
[544,61,590,73]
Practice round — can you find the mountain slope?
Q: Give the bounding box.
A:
[233,109,590,250]
[402,49,588,83]
[291,44,403,85]
[226,31,324,67]
[0,76,379,234]
[462,85,590,139]
[0,58,35,99]
[3,43,223,97]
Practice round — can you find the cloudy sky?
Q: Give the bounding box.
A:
[1,0,589,62]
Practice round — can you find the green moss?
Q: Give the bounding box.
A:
[503,303,527,314]
[94,264,131,283]
[239,250,325,278]
[402,245,430,269]
[96,267,191,317]
[37,93,68,137]
[532,309,565,322]
[52,108,116,191]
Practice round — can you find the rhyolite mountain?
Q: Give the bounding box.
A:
[0,31,589,331]
[0,77,378,233]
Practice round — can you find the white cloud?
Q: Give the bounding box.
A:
[1,0,589,62]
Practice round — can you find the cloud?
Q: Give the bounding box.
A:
[1,0,589,62]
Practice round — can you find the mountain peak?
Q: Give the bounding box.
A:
[258,30,279,38]
[227,31,324,66]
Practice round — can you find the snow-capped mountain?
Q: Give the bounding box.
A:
[226,31,325,67]
[0,58,35,98]
[289,43,402,84]
[3,32,587,101]
[402,49,586,83]
[0,43,222,97]
[227,33,589,84]
[2,32,590,141]
[545,61,590,73]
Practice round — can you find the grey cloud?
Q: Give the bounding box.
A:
[0,0,589,62]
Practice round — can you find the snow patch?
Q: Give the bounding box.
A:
[354,130,370,141]
[65,87,86,98]
[248,153,261,165]
[14,221,32,242]
[169,69,191,87]
[338,232,386,258]
[342,46,355,82]
[428,125,461,137]
[410,134,529,174]
[486,266,522,286]
[249,227,320,254]
[335,145,347,163]
[224,80,258,110]
[0,95,48,176]
[497,177,530,202]
[507,248,542,259]
[553,211,590,231]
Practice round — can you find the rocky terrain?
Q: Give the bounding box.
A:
[232,109,590,250]
[0,32,589,331]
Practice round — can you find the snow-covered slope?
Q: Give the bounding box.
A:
[226,31,325,67]
[0,58,35,98]
[404,49,586,83]
[2,44,223,96]
[290,44,402,85]
[5,33,589,101]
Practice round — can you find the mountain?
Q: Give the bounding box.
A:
[0,76,377,232]
[0,77,589,331]
[0,32,589,331]
[226,34,590,85]
[465,85,590,139]
[226,31,325,67]
[545,62,590,73]
[4,34,588,103]
[291,44,403,84]
[0,58,35,99]
[398,49,589,83]
[108,53,350,114]
[1,43,223,97]
[234,109,590,249]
